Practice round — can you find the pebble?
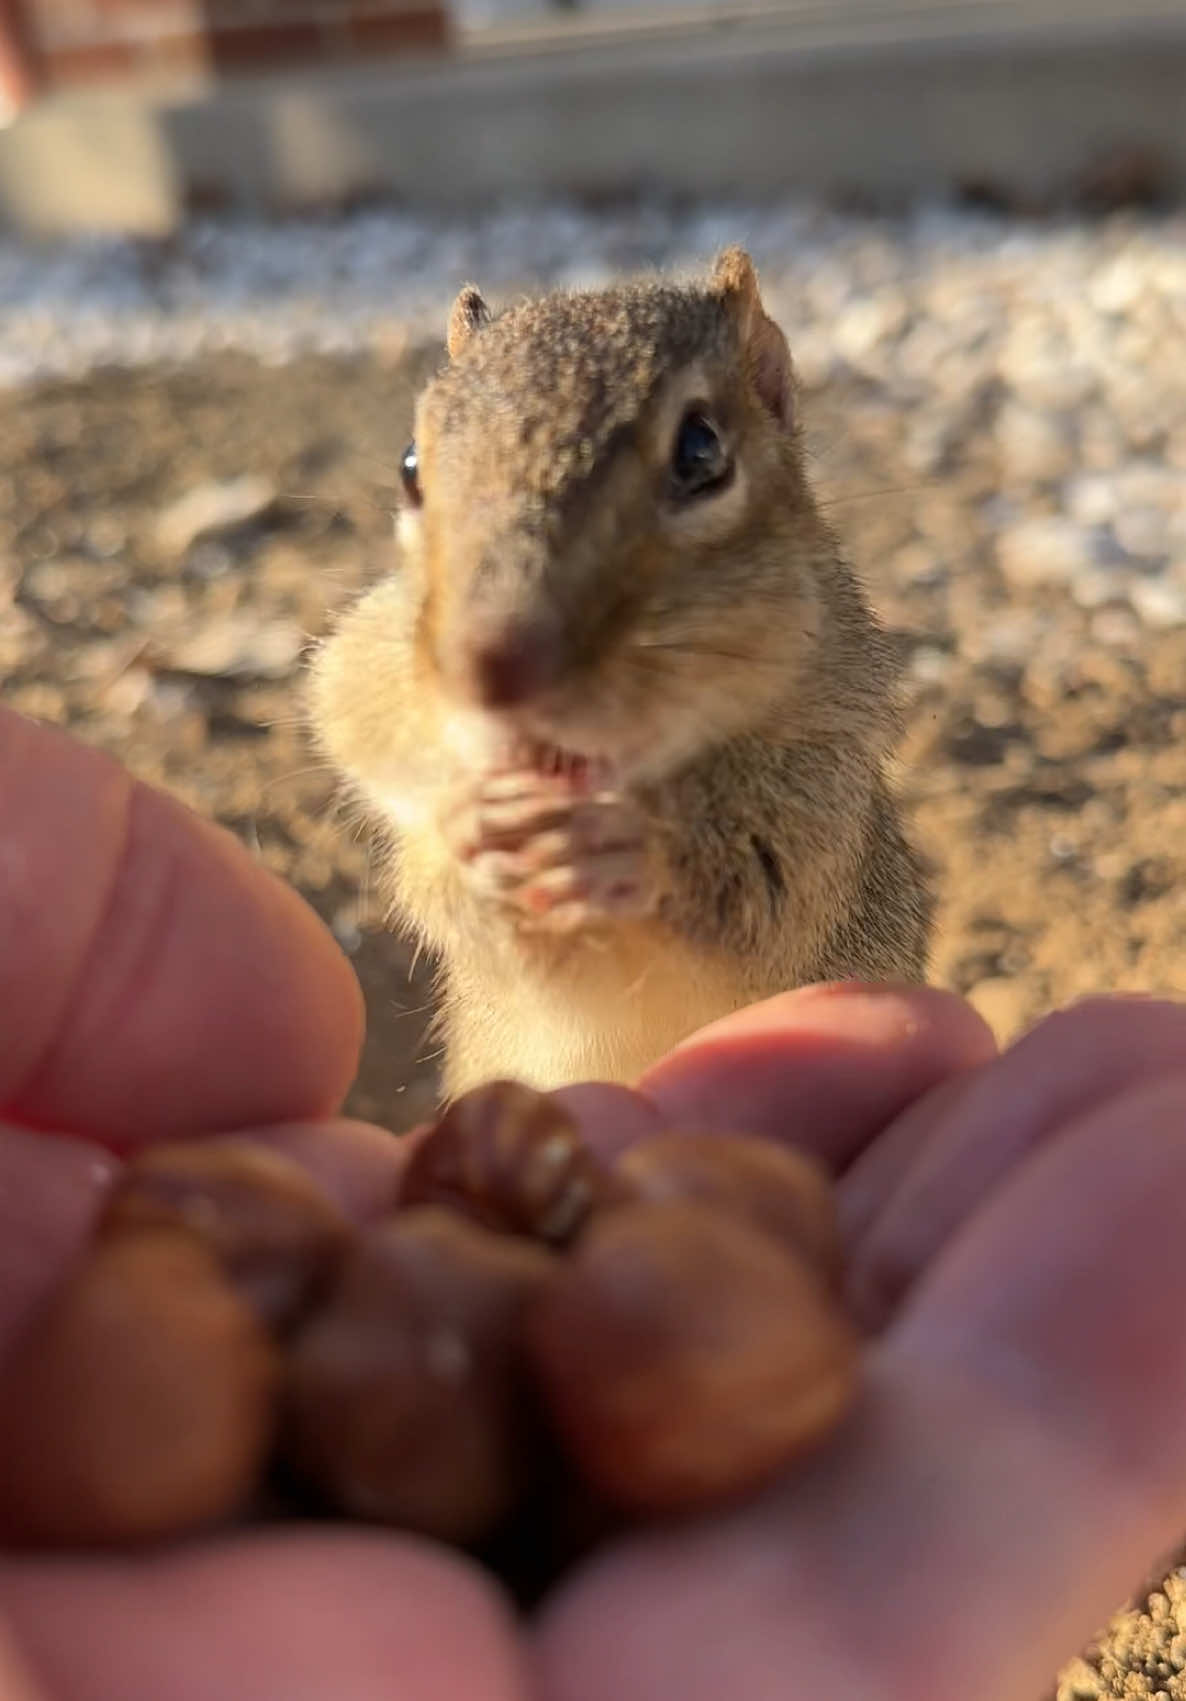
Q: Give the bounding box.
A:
[994,402,1073,485]
[1,207,1181,680]
[1091,606,1145,646]
[996,516,1090,587]
[967,976,1031,1044]
[1071,567,1128,610]
[832,293,909,367]
[0,604,40,674]
[1064,474,1117,527]
[154,612,307,679]
[969,609,1050,666]
[1113,506,1171,562]
[908,646,953,685]
[100,667,154,716]
[0,203,1175,405]
[904,412,959,476]
[156,476,278,559]
[1129,579,1186,629]
[1089,255,1148,316]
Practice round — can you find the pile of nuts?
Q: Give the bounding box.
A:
[0,1082,861,1592]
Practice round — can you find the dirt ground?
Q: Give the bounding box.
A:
[3,338,1185,1694]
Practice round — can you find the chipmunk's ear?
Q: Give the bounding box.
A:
[447,285,491,359]
[710,247,794,429]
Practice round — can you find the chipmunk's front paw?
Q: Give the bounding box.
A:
[442,771,663,934]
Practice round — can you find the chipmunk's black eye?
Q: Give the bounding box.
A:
[399,441,422,507]
[670,410,732,499]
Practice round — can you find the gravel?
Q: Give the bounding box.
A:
[3,199,1183,636]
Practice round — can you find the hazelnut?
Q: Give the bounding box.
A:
[0,1229,278,1546]
[399,1081,625,1248]
[617,1130,841,1282]
[101,1138,352,1332]
[283,1206,558,1545]
[525,1200,860,1516]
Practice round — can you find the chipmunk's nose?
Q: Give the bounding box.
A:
[457,618,561,709]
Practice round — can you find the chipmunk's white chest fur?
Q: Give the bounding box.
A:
[440,934,746,1098]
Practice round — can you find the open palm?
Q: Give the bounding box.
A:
[3,703,1185,1701]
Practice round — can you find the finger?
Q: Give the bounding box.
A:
[0,1113,415,1369]
[0,1124,116,1363]
[638,983,995,1172]
[548,1085,665,1164]
[838,1070,976,1250]
[844,996,1186,1329]
[0,1621,45,1701]
[0,709,363,1150]
[535,1075,1186,1701]
[0,1529,527,1701]
[217,1120,406,1223]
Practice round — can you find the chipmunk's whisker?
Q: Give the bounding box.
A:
[634,639,769,667]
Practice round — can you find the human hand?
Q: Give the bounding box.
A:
[4,702,1186,1701]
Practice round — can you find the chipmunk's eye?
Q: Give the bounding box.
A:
[670,410,732,499]
[399,441,422,508]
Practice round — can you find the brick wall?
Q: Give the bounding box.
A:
[4,0,451,102]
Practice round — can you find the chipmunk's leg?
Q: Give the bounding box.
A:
[440,772,667,933]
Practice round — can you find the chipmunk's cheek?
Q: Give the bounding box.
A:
[396,507,424,553]
[662,462,750,547]
[439,706,520,779]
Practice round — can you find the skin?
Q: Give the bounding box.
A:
[4,699,1186,1701]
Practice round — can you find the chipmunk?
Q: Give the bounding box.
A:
[310,249,932,1099]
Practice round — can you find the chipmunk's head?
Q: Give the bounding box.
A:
[399,250,841,784]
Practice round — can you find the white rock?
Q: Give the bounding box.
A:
[973,610,1049,665]
[1114,506,1170,561]
[908,646,952,685]
[1114,463,1183,512]
[156,475,277,558]
[894,321,950,385]
[1129,578,1186,629]
[101,667,153,716]
[1071,567,1128,609]
[131,584,188,627]
[1064,474,1117,527]
[994,402,1073,484]
[832,293,908,364]
[788,327,836,390]
[968,976,1031,1043]
[904,413,957,476]
[1091,606,1143,646]
[0,602,39,671]
[87,515,127,558]
[1089,255,1147,316]
[156,612,306,678]
[996,517,1089,587]
[998,320,1096,412]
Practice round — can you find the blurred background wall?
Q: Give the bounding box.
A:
[2,0,449,98]
[2,0,1185,232]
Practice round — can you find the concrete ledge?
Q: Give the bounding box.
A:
[3,0,1185,234]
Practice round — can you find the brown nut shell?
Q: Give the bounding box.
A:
[283,1206,558,1545]
[399,1081,625,1248]
[524,1199,860,1516]
[617,1130,841,1283]
[0,1229,279,1547]
[101,1137,351,1332]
